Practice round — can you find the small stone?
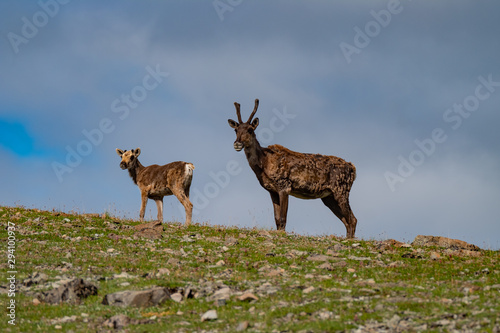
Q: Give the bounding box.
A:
[365,278,376,285]
[33,298,41,305]
[258,230,272,238]
[430,252,441,260]
[167,258,181,266]
[318,311,334,320]
[156,268,170,277]
[171,292,183,303]
[211,287,232,301]
[266,268,284,277]
[103,314,130,329]
[307,254,336,262]
[224,237,239,246]
[201,309,218,322]
[238,293,259,302]
[333,261,347,268]
[318,263,334,271]
[303,286,315,294]
[107,248,115,253]
[113,272,136,279]
[290,249,308,257]
[236,321,249,331]
[388,314,401,328]
[216,260,225,266]
[347,268,356,273]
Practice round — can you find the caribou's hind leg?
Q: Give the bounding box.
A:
[172,188,193,226]
[154,198,163,222]
[321,195,357,238]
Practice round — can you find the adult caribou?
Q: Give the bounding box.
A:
[228,99,358,238]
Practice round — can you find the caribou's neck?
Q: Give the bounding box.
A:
[128,159,145,185]
[244,137,265,175]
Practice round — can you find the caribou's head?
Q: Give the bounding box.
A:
[116,148,141,170]
[228,99,260,152]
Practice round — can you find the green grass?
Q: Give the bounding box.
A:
[0,206,499,332]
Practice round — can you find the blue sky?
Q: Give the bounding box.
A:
[1,0,499,249]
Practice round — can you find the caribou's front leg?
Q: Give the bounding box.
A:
[270,191,289,230]
[139,192,148,222]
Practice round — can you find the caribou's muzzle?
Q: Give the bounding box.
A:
[234,142,244,152]
[120,162,128,170]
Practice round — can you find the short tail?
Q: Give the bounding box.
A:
[185,163,195,176]
[350,162,356,182]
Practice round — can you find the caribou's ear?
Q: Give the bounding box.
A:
[116,149,124,157]
[133,148,141,156]
[251,117,259,129]
[228,119,239,129]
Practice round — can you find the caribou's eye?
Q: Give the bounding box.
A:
[248,128,254,134]
[130,156,135,161]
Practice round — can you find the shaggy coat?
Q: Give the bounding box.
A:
[116,148,194,225]
[228,99,357,238]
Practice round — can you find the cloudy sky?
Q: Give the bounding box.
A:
[1,1,499,249]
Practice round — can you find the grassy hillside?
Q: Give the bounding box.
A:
[1,206,499,332]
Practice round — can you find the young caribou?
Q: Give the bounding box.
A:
[228,99,358,238]
[116,148,194,225]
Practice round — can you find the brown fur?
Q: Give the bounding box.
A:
[228,99,357,238]
[116,148,194,225]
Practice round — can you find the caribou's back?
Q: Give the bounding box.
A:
[263,144,356,198]
[137,161,194,199]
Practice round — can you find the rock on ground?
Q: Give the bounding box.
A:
[103,314,153,329]
[201,309,218,322]
[412,235,481,251]
[134,221,164,239]
[102,287,172,308]
[36,278,98,304]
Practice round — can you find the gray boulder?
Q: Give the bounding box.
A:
[37,278,98,304]
[102,287,172,308]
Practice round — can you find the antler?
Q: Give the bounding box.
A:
[234,102,243,123]
[247,99,259,123]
